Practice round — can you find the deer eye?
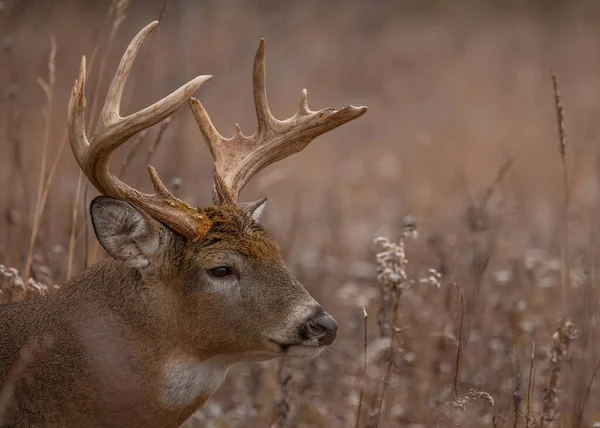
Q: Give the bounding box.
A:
[208,266,233,278]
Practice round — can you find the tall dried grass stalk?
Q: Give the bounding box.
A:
[66,172,84,281]
[355,306,368,428]
[123,0,170,113]
[23,36,56,280]
[117,130,148,179]
[64,0,129,271]
[89,227,100,267]
[82,184,90,269]
[552,71,566,162]
[513,369,522,428]
[480,153,515,209]
[2,29,29,268]
[576,357,600,427]
[280,191,302,260]
[134,117,173,189]
[83,0,129,266]
[374,295,400,428]
[453,281,465,397]
[86,0,116,73]
[552,71,571,313]
[526,341,536,428]
[271,359,292,428]
[540,318,577,428]
[87,0,128,134]
[21,129,67,272]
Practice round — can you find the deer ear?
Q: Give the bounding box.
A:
[241,197,267,222]
[90,196,161,269]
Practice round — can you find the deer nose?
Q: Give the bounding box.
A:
[302,310,338,346]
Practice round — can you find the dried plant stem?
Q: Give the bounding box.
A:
[480,153,515,208]
[271,359,292,428]
[89,241,100,267]
[83,184,90,269]
[86,0,117,73]
[512,343,522,428]
[117,130,148,179]
[5,95,26,267]
[540,319,576,428]
[88,0,128,134]
[89,0,166,267]
[575,357,600,428]
[66,172,84,281]
[83,0,129,267]
[23,130,67,268]
[526,342,536,428]
[146,119,173,160]
[513,373,522,428]
[355,306,368,428]
[373,295,401,428]
[37,131,67,214]
[376,346,394,428]
[134,117,173,189]
[124,0,170,113]
[23,36,56,280]
[281,191,302,260]
[552,71,570,313]
[453,282,465,397]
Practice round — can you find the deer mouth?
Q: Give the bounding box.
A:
[283,344,326,359]
[268,339,326,359]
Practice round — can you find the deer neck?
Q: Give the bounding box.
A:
[64,260,230,422]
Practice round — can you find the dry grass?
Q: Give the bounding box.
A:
[2,0,600,426]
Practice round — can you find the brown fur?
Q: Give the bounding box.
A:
[0,201,328,427]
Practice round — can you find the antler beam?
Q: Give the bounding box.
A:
[188,39,368,205]
[68,21,212,240]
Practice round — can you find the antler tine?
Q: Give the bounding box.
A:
[96,21,159,133]
[188,38,368,205]
[68,21,213,240]
[68,55,90,163]
[253,39,276,133]
[87,21,212,175]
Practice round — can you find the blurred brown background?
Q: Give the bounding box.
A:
[2,0,600,426]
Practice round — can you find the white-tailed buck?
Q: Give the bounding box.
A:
[0,21,366,427]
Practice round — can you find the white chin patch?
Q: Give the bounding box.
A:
[285,345,325,359]
[161,356,230,408]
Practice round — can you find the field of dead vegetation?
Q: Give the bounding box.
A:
[2,0,600,426]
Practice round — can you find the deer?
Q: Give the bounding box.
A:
[0,21,366,428]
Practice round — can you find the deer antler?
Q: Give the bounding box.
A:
[188,39,367,205]
[68,21,212,240]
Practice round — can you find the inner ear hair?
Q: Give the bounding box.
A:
[90,196,161,268]
[241,197,268,222]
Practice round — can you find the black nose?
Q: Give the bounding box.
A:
[301,310,338,346]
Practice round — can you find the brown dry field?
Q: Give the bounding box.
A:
[2,0,600,427]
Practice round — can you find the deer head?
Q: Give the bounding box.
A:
[67,20,366,409]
